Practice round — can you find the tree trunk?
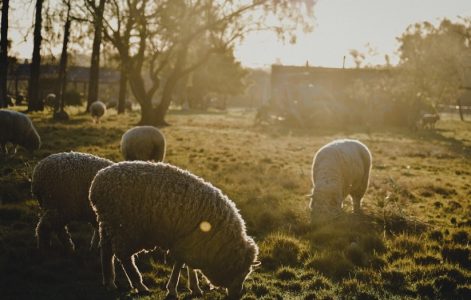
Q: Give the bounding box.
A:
[0,0,10,108]
[57,1,71,114]
[86,0,106,111]
[117,61,128,114]
[147,74,179,126]
[458,94,465,121]
[28,0,44,111]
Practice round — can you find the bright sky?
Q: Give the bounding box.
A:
[6,0,471,69]
[235,0,471,68]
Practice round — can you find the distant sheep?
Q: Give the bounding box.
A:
[89,101,107,123]
[32,152,113,252]
[310,139,372,219]
[0,109,41,154]
[120,126,166,162]
[89,161,259,299]
[420,113,440,129]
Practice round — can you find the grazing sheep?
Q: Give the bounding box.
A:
[90,161,259,299]
[0,109,41,154]
[44,93,57,110]
[310,139,372,220]
[420,113,440,129]
[32,152,113,252]
[89,101,107,123]
[120,126,166,162]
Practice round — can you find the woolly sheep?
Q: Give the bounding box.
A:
[310,139,372,220]
[89,101,107,123]
[420,113,440,129]
[89,161,259,299]
[120,126,166,162]
[0,109,41,154]
[32,152,113,252]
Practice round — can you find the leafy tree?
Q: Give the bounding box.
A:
[397,19,471,109]
[185,49,247,109]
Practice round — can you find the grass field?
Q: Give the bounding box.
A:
[0,106,470,299]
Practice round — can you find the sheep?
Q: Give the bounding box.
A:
[32,152,113,252]
[309,139,372,220]
[0,109,41,155]
[89,101,107,123]
[420,113,440,129]
[120,126,166,162]
[89,161,259,299]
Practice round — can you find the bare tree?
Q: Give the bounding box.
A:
[104,0,315,126]
[28,0,44,111]
[53,0,71,120]
[85,0,106,111]
[0,0,10,108]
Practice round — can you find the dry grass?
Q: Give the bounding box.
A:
[0,106,470,299]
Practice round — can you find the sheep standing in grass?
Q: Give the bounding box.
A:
[120,126,166,162]
[0,109,41,154]
[89,101,107,123]
[89,161,259,299]
[420,113,440,129]
[310,139,372,220]
[32,152,113,252]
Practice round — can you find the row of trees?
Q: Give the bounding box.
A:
[0,0,316,125]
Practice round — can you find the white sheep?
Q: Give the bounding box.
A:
[0,109,41,154]
[89,161,259,299]
[89,101,107,124]
[32,152,113,252]
[309,139,372,220]
[120,126,166,162]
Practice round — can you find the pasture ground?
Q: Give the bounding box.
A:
[0,106,470,299]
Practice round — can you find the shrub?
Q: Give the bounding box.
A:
[275,266,297,281]
[64,90,82,106]
[260,233,309,269]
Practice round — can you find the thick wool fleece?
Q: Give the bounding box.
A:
[90,161,258,290]
[120,126,166,161]
[310,139,372,216]
[0,109,41,152]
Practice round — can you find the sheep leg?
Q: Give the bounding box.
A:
[118,254,149,294]
[351,179,369,214]
[90,227,99,250]
[56,225,75,253]
[188,267,203,297]
[166,261,183,297]
[100,231,117,290]
[35,212,53,251]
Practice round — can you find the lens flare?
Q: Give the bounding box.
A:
[199,221,211,232]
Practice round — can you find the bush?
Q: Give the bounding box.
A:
[260,233,310,269]
[64,90,82,106]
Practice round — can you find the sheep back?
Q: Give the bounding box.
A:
[311,139,372,207]
[90,161,258,290]
[120,126,166,161]
[0,109,41,151]
[32,152,113,223]
[89,101,107,118]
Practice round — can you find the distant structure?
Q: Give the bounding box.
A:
[6,64,120,104]
[270,64,391,107]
